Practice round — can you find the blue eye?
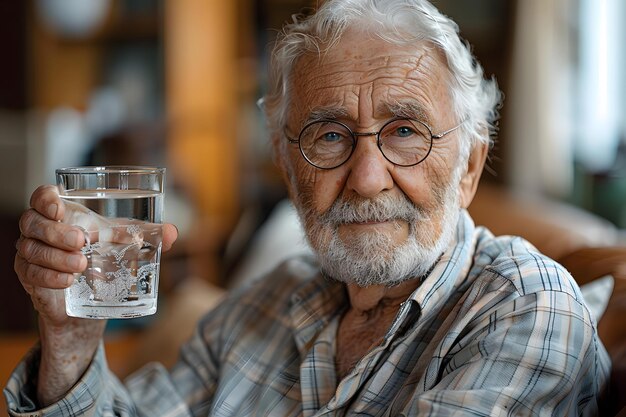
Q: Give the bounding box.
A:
[322,132,343,142]
[396,126,416,138]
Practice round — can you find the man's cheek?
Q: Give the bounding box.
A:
[292,163,329,208]
[280,153,305,195]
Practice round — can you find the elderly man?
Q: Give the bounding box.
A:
[6,0,610,415]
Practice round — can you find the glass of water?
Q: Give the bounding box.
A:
[56,166,165,319]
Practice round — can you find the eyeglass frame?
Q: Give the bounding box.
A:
[286,117,465,170]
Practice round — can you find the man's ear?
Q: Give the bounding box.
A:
[459,141,489,208]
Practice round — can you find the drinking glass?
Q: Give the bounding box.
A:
[56,166,165,319]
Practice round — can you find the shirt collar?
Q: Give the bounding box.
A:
[405,209,477,323]
[289,273,346,356]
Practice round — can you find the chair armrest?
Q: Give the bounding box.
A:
[611,348,626,416]
[557,246,626,286]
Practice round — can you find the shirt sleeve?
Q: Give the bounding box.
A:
[403,281,611,416]
[4,342,140,417]
[3,321,222,417]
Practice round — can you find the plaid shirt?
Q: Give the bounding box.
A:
[5,210,611,416]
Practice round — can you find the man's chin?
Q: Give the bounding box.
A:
[338,219,408,235]
[320,266,412,288]
[314,236,442,288]
[328,274,417,288]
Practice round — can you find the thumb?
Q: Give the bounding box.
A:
[162,223,178,252]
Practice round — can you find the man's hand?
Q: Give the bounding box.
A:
[15,185,89,326]
[14,185,178,406]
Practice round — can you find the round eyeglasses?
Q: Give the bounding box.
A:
[286,118,464,170]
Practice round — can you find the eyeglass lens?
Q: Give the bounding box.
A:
[298,119,433,169]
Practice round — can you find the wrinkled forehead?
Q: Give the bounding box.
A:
[287,35,453,125]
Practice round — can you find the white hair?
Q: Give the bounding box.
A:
[262,0,503,163]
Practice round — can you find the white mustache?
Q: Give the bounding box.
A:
[320,194,427,225]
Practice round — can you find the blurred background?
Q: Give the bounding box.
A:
[1,0,626,408]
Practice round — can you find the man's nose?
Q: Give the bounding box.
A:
[345,135,394,198]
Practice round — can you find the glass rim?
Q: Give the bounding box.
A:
[55,166,165,175]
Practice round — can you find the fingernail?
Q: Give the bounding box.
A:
[48,203,58,219]
[68,254,84,270]
[65,274,75,287]
[64,230,80,247]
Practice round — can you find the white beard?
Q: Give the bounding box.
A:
[294,178,461,288]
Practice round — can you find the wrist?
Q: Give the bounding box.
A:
[37,317,106,406]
